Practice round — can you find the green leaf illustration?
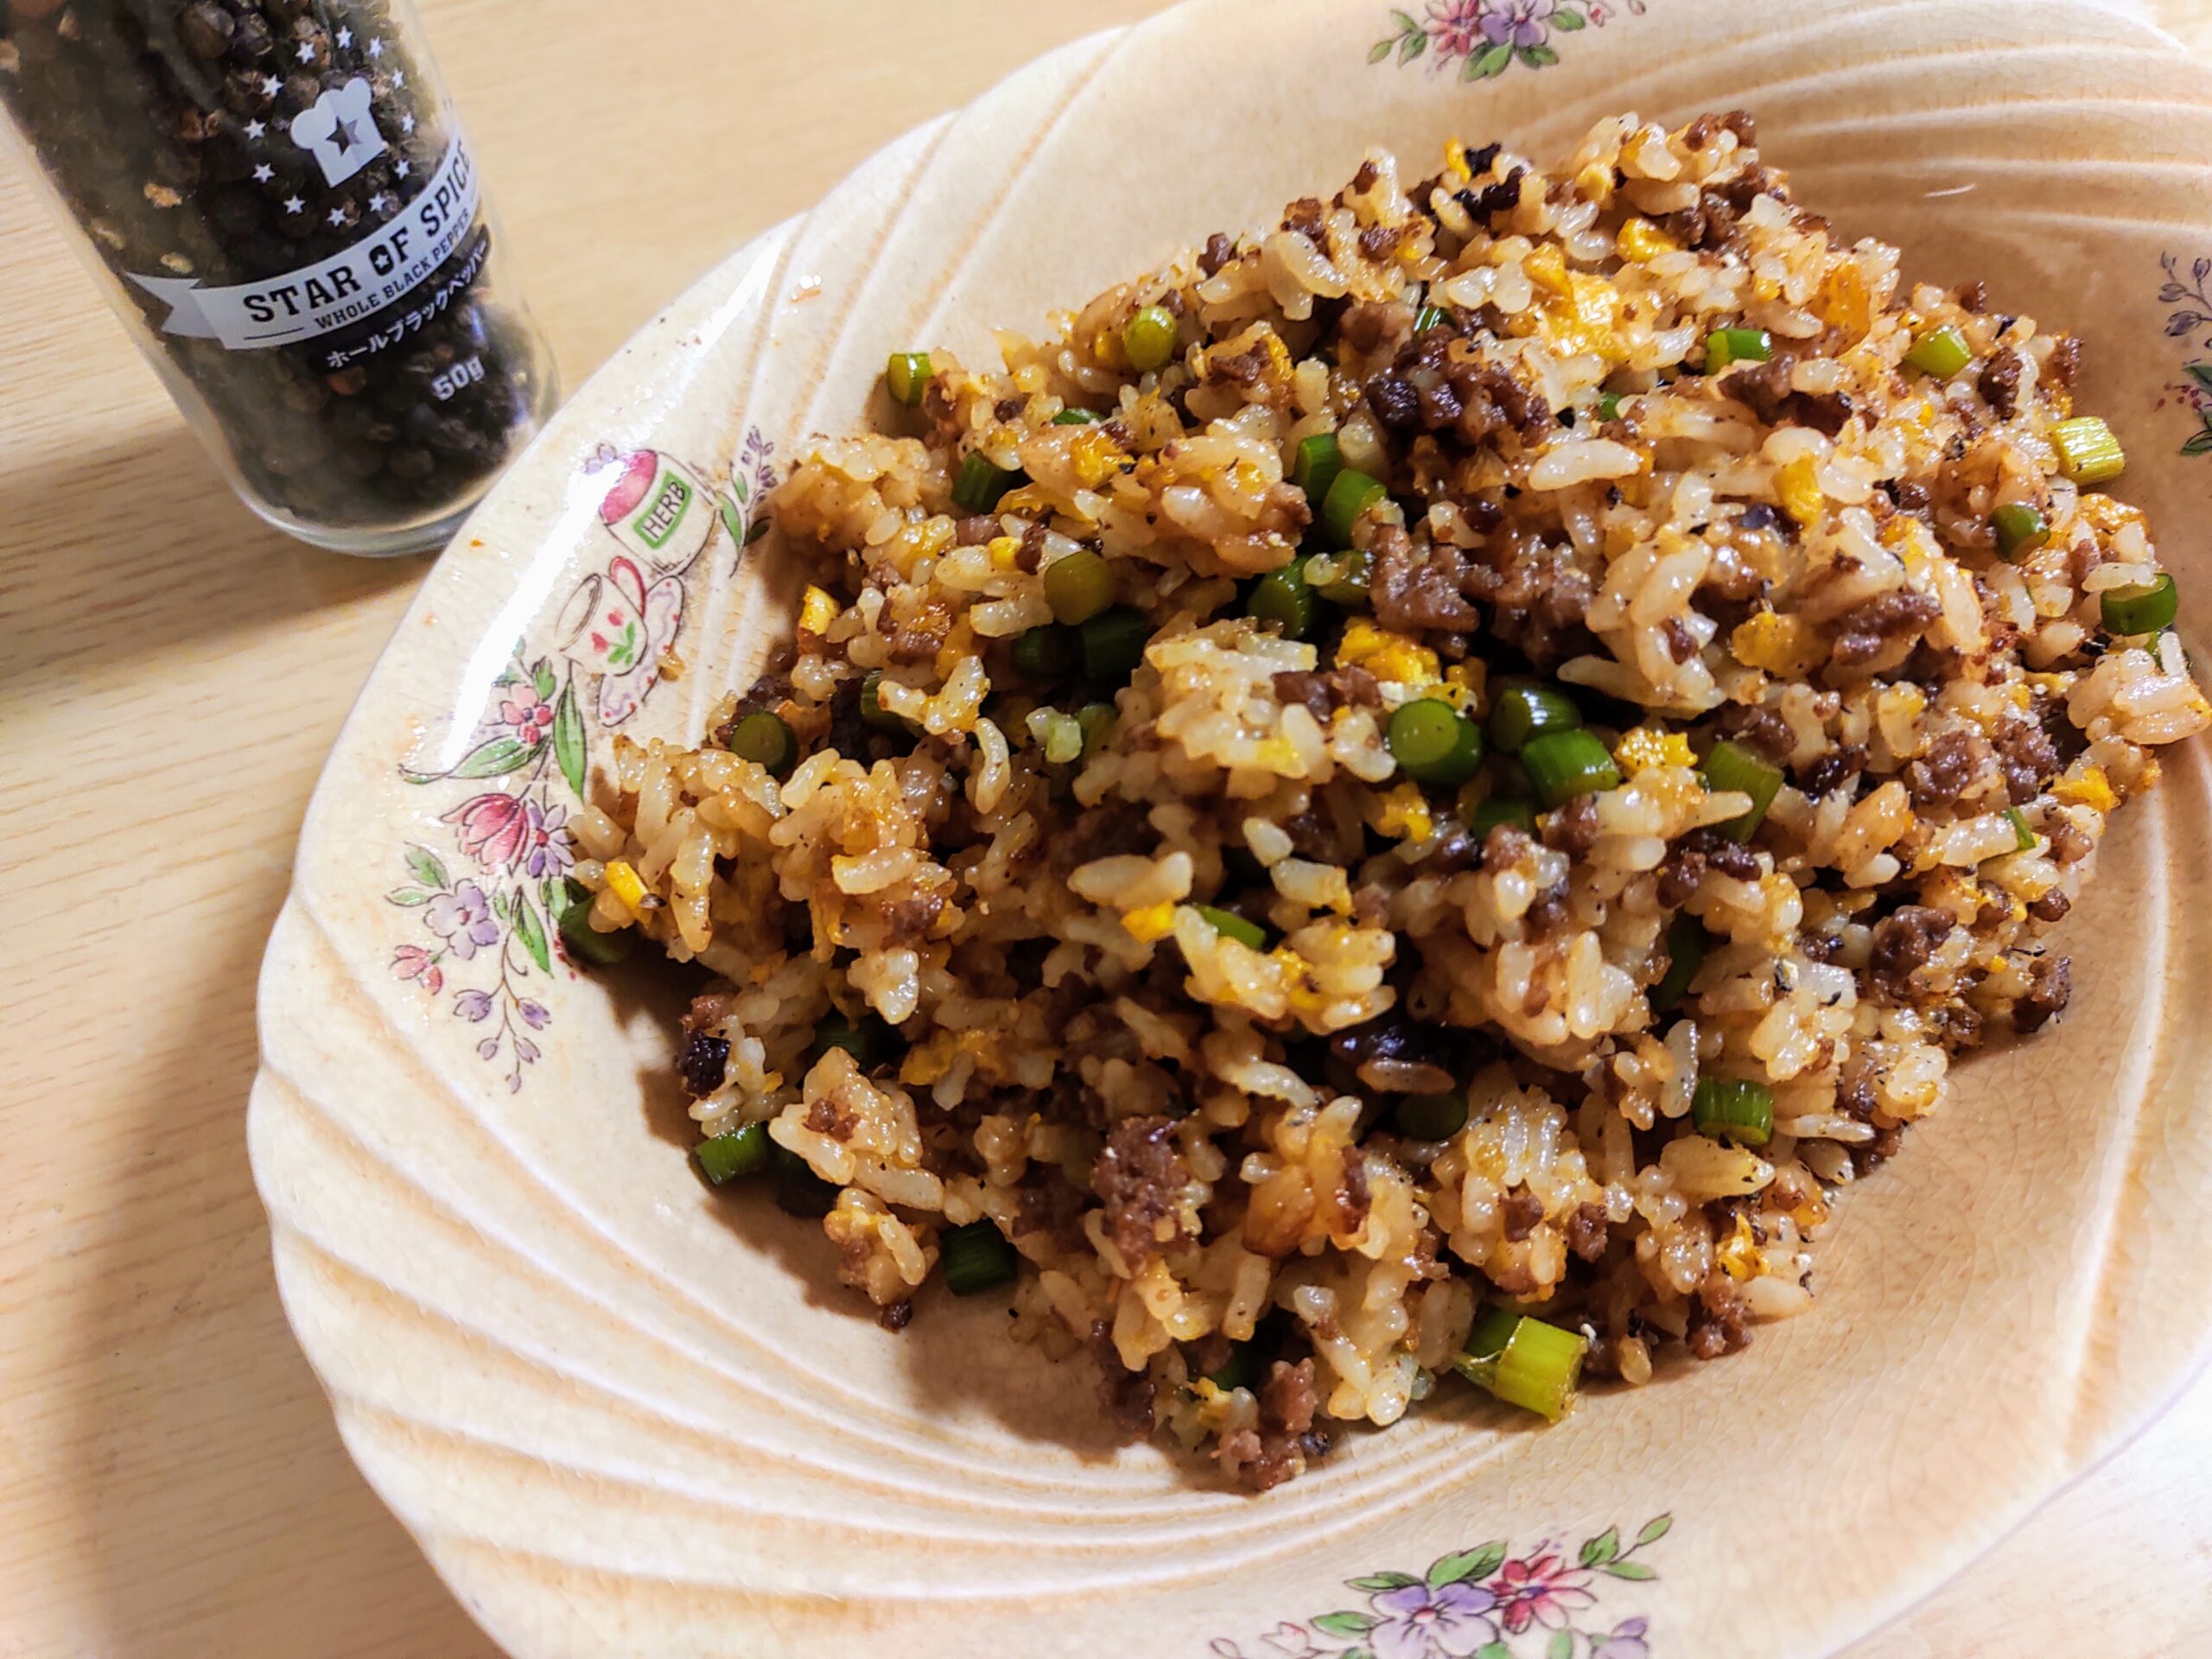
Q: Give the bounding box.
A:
[404,844,449,891]
[1469,43,1513,78]
[1348,1573,1421,1592]
[2183,429,2212,456]
[1400,29,1426,63]
[1475,1646,1511,1659]
[1636,1513,1674,1547]
[404,735,538,784]
[1369,37,1395,63]
[1580,1526,1621,1567]
[1390,7,1418,27]
[513,892,552,974]
[1546,1631,1574,1659]
[1427,1543,1507,1586]
[531,658,556,702]
[720,494,747,547]
[1518,44,1559,67]
[745,517,772,545]
[2185,361,2212,391]
[1312,1611,1379,1638]
[491,889,511,920]
[1603,1560,1658,1580]
[553,683,588,798]
[543,876,575,924]
[1554,5,1588,28]
[386,887,434,906]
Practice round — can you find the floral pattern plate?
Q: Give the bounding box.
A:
[249,2,2212,1655]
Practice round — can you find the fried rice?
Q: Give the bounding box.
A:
[563,111,2209,1489]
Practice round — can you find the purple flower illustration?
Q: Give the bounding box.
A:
[518,999,551,1029]
[1367,1580,1498,1659]
[454,989,496,1022]
[426,880,501,960]
[1480,0,1555,48]
[524,798,574,878]
[1593,1617,1651,1659]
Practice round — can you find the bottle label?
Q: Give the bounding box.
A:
[124,132,479,352]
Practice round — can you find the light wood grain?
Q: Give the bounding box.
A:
[1,3,2207,1656]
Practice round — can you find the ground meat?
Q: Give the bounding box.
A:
[1281,196,1325,240]
[1370,525,1478,632]
[953,515,1001,546]
[1062,803,1154,867]
[1092,1116,1191,1264]
[1457,535,1592,666]
[1198,232,1234,278]
[2048,818,2093,866]
[1338,298,1415,355]
[1956,278,1987,313]
[2027,889,2072,924]
[1365,371,1421,434]
[1541,792,1600,856]
[1868,905,1954,1001]
[1088,1320,1156,1441]
[677,1031,729,1097]
[1663,190,1744,257]
[1358,222,1408,262]
[1717,702,1795,765]
[2046,334,2082,387]
[1799,744,1867,798]
[883,602,950,666]
[1272,664,1382,721]
[1525,881,1569,935]
[1978,347,2024,419]
[1501,1191,1545,1242]
[1888,479,1933,513]
[718,652,798,741]
[1904,729,1986,810]
[1992,712,2059,804]
[1481,823,1535,874]
[1227,1359,1329,1492]
[1725,355,1853,436]
[1566,1201,1610,1262]
[1829,589,1942,667]
[1337,1153,1372,1233]
[874,1300,912,1332]
[1332,1013,1475,1096]
[2012,954,2072,1033]
[1687,1278,1751,1359]
[1456,165,1527,223]
[880,889,947,944]
[1421,822,1485,874]
[1836,1051,1879,1122]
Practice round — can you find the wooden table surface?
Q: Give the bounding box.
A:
[4,3,2210,1654]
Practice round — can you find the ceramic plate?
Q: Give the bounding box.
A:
[250,2,2212,1653]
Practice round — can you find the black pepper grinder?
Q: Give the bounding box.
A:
[0,0,559,556]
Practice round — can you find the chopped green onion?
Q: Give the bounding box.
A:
[1194,904,1270,951]
[1122,304,1180,373]
[2052,416,2125,485]
[942,1219,1020,1295]
[1077,701,1116,756]
[1320,468,1389,550]
[1311,546,1372,607]
[725,710,796,776]
[1484,682,1582,754]
[1388,698,1486,786]
[1413,304,1449,335]
[1205,1343,1260,1393]
[1392,1090,1468,1141]
[1291,431,1344,507]
[1469,796,1538,839]
[1247,556,1317,639]
[696,1122,771,1185]
[952,451,1024,512]
[1044,549,1116,626]
[1701,738,1784,842]
[1052,406,1100,425]
[1080,606,1151,683]
[860,671,908,732]
[1519,728,1621,808]
[1463,1304,1521,1363]
[1037,709,1085,765]
[1596,391,1624,423]
[885,351,931,406]
[814,1011,893,1071]
[1991,502,2050,562]
[1012,623,1080,682]
[556,878,633,966]
[1455,1311,1587,1421]
[1649,912,1709,1012]
[1904,325,1973,378]
[2002,806,2036,854]
[1693,1077,1774,1147]
[772,1143,837,1217]
[1706,327,1773,372]
[2101,571,2177,636]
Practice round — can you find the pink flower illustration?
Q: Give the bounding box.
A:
[499,688,556,747]
[1479,0,1556,49]
[1488,1550,1596,1634]
[1367,1580,1498,1659]
[391,944,442,995]
[1424,0,1488,57]
[445,791,531,870]
[425,880,500,961]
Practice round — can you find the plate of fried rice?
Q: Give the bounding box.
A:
[251,1,2212,1654]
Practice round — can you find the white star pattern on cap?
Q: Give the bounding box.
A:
[336,28,353,48]
[327,207,347,226]
[394,160,411,178]
[260,74,282,96]
[252,163,274,182]
[296,41,315,63]
[368,38,385,59]
[399,112,415,134]
[283,195,304,214]
[368,192,390,214]
[245,118,267,140]
[391,70,406,89]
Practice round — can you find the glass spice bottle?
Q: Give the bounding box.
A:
[0,0,558,556]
